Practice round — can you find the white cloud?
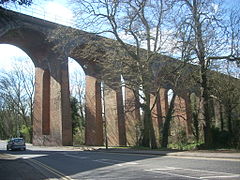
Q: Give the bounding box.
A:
[118,28,176,55]
[68,57,86,98]
[0,44,31,71]
[44,1,74,26]
[4,0,74,26]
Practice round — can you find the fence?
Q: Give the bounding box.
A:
[3,3,76,27]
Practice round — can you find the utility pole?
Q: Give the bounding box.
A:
[102,82,108,149]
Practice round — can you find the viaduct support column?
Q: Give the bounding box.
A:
[32,67,45,145]
[125,88,140,146]
[150,92,163,147]
[116,87,126,146]
[159,88,169,119]
[104,85,126,146]
[184,94,193,136]
[33,57,72,146]
[173,95,188,134]
[85,76,103,145]
[61,61,72,145]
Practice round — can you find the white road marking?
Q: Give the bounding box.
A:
[92,158,139,166]
[200,175,240,179]
[145,167,240,179]
[167,155,240,162]
[99,158,125,163]
[63,153,88,159]
[145,169,202,179]
[20,154,48,159]
[117,162,139,166]
[167,167,239,175]
[93,159,116,165]
[148,167,180,171]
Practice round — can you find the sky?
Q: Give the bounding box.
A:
[0,0,239,76]
[0,0,85,86]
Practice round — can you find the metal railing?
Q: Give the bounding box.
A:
[3,3,76,27]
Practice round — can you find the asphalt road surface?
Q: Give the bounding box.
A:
[0,141,240,180]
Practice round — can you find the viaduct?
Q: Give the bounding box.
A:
[0,8,221,147]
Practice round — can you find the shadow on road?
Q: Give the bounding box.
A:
[0,147,160,179]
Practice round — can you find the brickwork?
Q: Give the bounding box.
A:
[125,88,141,146]
[116,88,126,146]
[159,88,168,119]
[184,94,193,136]
[173,95,188,135]
[85,76,103,145]
[61,62,73,145]
[104,86,120,146]
[150,94,161,147]
[32,67,44,145]
[1,9,227,147]
[42,69,50,135]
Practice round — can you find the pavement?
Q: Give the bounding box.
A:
[96,148,240,160]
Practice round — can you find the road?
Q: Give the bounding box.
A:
[0,140,240,179]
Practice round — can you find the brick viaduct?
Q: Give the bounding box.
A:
[0,8,206,146]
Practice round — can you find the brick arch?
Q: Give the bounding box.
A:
[68,45,104,146]
[0,27,50,66]
[0,25,72,145]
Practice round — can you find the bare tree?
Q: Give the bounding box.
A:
[0,59,35,142]
[70,0,183,148]
[64,0,240,148]
[69,63,86,144]
[171,0,240,147]
[69,66,85,121]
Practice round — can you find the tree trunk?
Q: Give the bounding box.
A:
[220,104,224,132]
[141,94,157,149]
[161,93,176,148]
[201,72,212,147]
[193,112,199,143]
[191,0,213,147]
[226,108,233,134]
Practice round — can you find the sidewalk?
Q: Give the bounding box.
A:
[96,148,240,160]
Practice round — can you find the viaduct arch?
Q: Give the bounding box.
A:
[0,8,225,147]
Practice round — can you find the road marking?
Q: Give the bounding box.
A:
[100,158,125,163]
[27,158,72,180]
[96,151,156,157]
[166,167,239,175]
[117,162,139,166]
[200,175,240,179]
[93,158,125,165]
[63,153,88,159]
[92,158,139,166]
[146,167,240,180]
[20,154,48,159]
[149,167,180,171]
[93,159,116,165]
[145,169,202,179]
[167,155,240,162]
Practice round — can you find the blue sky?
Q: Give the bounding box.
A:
[0,0,239,76]
[0,0,76,70]
[0,0,86,97]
